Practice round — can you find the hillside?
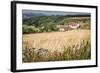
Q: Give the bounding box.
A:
[23,15,91,34]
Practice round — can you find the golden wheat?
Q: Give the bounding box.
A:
[23,29,90,53]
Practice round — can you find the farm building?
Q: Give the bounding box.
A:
[68,22,80,29]
[57,25,69,31]
[57,22,80,31]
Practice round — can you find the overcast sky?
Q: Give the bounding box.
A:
[23,10,90,16]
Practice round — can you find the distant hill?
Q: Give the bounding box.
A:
[23,13,46,19]
[23,10,90,19]
[23,13,90,19]
[66,14,90,17]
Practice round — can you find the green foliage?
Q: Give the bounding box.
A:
[23,16,91,34]
[23,25,42,34]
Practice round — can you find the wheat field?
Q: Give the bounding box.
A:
[22,29,91,62]
[23,29,90,52]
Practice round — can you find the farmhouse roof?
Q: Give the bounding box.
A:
[68,22,77,26]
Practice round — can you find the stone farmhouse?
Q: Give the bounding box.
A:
[57,22,80,31]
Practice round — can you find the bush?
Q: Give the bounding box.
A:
[23,25,42,34]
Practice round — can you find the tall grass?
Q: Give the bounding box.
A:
[22,40,91,63]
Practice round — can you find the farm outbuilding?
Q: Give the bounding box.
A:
[59,25,69,31]
[57,22,80,31]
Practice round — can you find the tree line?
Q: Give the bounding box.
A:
[23,15,90,34]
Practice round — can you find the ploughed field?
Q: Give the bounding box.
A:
[22,29,91,62]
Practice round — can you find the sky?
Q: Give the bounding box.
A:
[23,10,91,16]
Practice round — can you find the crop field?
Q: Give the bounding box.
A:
[22,29,91,62]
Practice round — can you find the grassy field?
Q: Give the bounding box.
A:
[22,29,91,62]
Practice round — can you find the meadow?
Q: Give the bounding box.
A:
[22,11,91,62]
[22,29,91,62]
